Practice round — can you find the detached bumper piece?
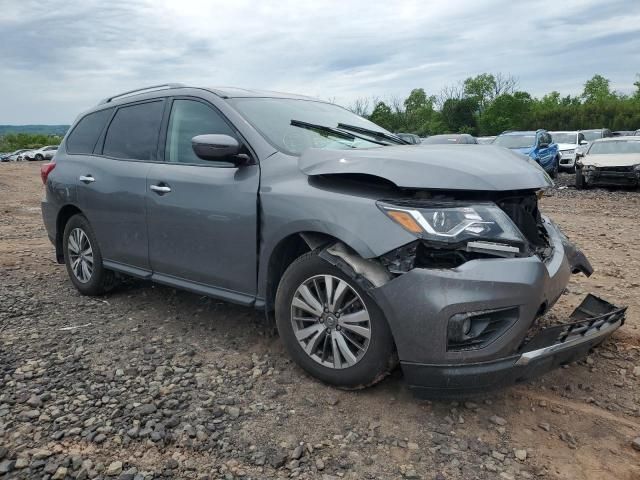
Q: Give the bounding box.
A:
[404,295,626,398]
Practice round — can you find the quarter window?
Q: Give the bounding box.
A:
[165,99,236,164]
[66,108,113,154]
[103,101,163,160]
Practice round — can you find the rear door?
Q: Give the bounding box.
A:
[76,100,165,273]
[146,97,259,303]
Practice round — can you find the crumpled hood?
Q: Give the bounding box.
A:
[582,153,640,167]
[299,145,552,191]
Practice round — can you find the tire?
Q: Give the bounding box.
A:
[63,214,115,296]
[35,154,44,161]
[575,168,585,189]
[275,251,395,389]
[549,157,559,179]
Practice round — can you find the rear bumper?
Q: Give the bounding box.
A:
[404,295,625,398]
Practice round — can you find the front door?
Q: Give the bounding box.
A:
[146,98,260,303]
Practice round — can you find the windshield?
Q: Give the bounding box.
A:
[551,133,577,144]
[493,134,535,149]
[581,131,602,142]
[588,140,640,155]
[228,98,388,155]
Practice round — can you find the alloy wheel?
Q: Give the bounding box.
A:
[290,274,371,369]
[68,228,94,283]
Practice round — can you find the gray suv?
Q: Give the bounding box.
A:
[41,84,625,397]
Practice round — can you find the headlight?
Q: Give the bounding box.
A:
[562,149,575,156]
[378,201,524,245]
[634,164,640,172]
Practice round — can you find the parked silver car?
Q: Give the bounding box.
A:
[40,84,625,397]
[24,145,58,161]
[0,149,30,162]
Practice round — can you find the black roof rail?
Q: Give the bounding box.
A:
[99,83,187,104]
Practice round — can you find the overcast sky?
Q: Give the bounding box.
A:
[1,0,640,124]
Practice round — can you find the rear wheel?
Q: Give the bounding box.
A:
[275,252,395,389]
[63,214,115,295]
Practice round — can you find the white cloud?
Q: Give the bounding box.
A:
[0,0,639,123]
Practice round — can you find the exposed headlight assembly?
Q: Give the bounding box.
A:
[378,201,524,247]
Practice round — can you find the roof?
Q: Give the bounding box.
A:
[501,131,538,136]
[205,86,321,101]
[97,84,324,106]
[591,136,640,142]
[549,131,578,134]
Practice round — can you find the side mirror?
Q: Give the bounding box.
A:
[192,134,242,162]
[579,140,588,145]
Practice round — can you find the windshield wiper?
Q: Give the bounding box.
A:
[337,123,410,145]
[290,120,388,146]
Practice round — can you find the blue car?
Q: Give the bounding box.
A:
[493,130,560,177]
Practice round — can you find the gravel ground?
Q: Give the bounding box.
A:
[1,163,640,480]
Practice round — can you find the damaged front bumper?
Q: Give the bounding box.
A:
[401,295,625,397]
[582,166,640,187]
[369,219,626,397]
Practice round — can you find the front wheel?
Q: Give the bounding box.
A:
[63,214,115,295]
[35,154,44,161]
[575,168,586,189]
[275,252,395,389]
[549,157,559,178]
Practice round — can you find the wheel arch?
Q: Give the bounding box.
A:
[263,231,335,311]
[55,204,84,263]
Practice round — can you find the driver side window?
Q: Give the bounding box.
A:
[165,99,236,165]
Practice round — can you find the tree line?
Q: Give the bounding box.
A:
[0,133,62,152]
[348,74,640,137]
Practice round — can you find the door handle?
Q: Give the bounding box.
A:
[79,175,95,184]
[150,184,171,194]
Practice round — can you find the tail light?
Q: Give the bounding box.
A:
[41,161,56,185]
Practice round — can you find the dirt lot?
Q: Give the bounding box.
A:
[1,162,639,480]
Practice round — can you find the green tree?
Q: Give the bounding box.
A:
[479,92,532,134]
[582,74,615,103]
[403,88,435,135]
[463,73,496,112]
[441,98,478,134]
[369,102,395,131]
[634,74,640,100]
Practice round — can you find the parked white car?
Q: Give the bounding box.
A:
[550,131,588,172]
[476,136,496,145]
[24,145,58,161]
[575,136,640,189]
[0,149,30,162]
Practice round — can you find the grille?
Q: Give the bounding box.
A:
[496,194,550,251]
[598,165,634,173]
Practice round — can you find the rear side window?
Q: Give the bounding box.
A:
[103,101,163,160]
[66,109,112,154]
